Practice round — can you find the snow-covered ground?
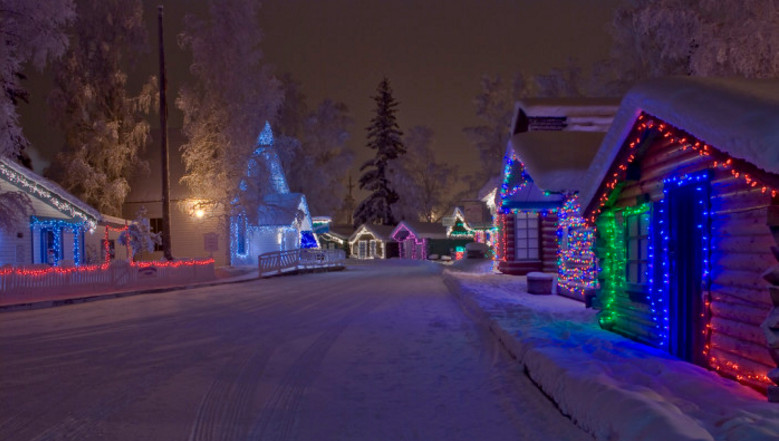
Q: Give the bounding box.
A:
[0,259,589,441]
[444,260,779,441]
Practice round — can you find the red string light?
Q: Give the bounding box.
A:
[588,112,779,224]
[0,258,214,277]
[589,111,776,390]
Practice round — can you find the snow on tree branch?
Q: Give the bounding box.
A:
[46,0,155,216]
[0,0,74,159]
[177,0,282,215]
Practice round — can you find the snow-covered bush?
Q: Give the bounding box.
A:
[118,207,160,260]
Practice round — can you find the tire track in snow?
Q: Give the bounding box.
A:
[186,274,365,441]
[187,340,276,441]
[247,295,385,441]
[0,281,308,441]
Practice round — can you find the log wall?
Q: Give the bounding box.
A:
[597,135,774,391]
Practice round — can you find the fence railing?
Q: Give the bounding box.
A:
[0,259,215,303]
[259,248,345,277]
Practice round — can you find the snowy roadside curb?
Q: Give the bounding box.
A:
[0,271,260,313]
[442,267,779,441]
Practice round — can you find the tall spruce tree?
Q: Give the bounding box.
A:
[353,78,405,226]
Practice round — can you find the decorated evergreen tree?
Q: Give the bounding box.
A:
[353,78,405,226]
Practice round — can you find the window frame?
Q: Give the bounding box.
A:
[149,217,164,252]
[624,210,650,288]
[514,211,540,261]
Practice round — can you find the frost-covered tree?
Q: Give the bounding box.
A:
[354,78,405,226]
[534,58,586,98]
[298,100,353,215]
[0,0,74,230]
[463,74,532,190]
[0,0,75,160]
[391,126,457,222]
[118,207,161,260]
[274,75,354,217]
[47,0,156,216]
[177,0,282,216]
[598,0,779,94]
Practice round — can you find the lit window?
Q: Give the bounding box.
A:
[515,212,539,260]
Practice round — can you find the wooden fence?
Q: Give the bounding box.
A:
[259,248,345,278]
[0,259,215,303]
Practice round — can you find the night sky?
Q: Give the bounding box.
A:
[21,0,621,184]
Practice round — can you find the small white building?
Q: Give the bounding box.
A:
[0,156,100,266]
[230,122,314,265]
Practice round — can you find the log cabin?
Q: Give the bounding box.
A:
[579,77,779,395]
[496,99,617,282]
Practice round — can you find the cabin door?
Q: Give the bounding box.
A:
[666,175,710,364]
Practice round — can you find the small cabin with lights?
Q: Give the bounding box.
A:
[443,205,494,247]
[348,224,395,259]
[391,220,451,260]
[496,99,617,280]
[0,156,99,267]
[580,77,779,395]
[317,223,354,255]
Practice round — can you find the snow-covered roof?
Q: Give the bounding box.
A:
[101,213,129,228]
[580,77,779,213]
[326,224,354,239]
[0,156,100,228]
[509,131,604,194]
[393,220,448,240]
[445,205,492,230]
[511,98,620,134]
[349,224,395,242]
[257,192,311,227]
[477,175,501,200]
[502,141,564,208]
[501,180,564,210]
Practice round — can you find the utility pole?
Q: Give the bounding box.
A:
[345,175,355,226]
[158,5,173,260]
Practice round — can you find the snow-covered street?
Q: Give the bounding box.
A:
[0,260,589,441]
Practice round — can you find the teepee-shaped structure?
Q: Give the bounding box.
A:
[230,122,315,265]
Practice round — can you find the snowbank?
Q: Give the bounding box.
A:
[443,264,779,441]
